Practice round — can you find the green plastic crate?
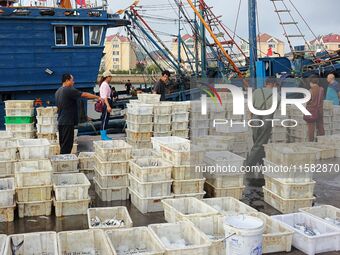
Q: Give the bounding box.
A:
[5,116,34,124]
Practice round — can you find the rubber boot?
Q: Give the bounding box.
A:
[100,130,112,140]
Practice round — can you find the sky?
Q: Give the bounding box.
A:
[106,0,340,51]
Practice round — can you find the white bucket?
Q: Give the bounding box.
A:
[224,215,264,255]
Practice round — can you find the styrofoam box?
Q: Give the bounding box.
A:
[94,155,129,175]
[172,112,190,122]
[0,131,13,140]
[93,140,132,161]
[5,123,35,132]
[131,148,160,159]
[204,182,245,199]
[129,188,172,214]
[172,129,189,138]
[127,121,153,132]
[87,207,133,229]
[78,152,95,170]
[138,93,161,104]
[94,170,128,188]
[5,108,34,116]
[153,123,171,133]
[17,139,50,160]
[129,158,172,182]
[193,135,234,151]
[58,229,113,255]
[187,215,226,255]
[129,174,172,197]
[272,213,340,255]
[126,129,152,141]
[159,143,204,166]
[54,198,90,217]
[127,103,154,115]
[264,175,315,199]
[5,100,34,108]
[263,187,315,214]
[126,138,152,149]
[51,154,78,173]
[148,221,211,255]
[15,159,52,187]
[204,151,245,174]
[172,165,204,180]
[154,114,171,124]
[36,124,57,134]
[0,140,17,161]
[52,173,90,200]
[36,106,58,117]
[106,226,164,255]
[151,136,190,152]
[173,192,206,200]
[36,116,58,125]
[299,205,340,229]
[154,102,173,115]
[172,121,189,130]
[0,178,14,207]
[0,204,15,222]
[0,160,15,177]
[203,197,257,216]
[17,200,52,218]
[162,197,219,223]
[204,174,244,188]
[94,178,129,201]
[172,178,205,194]
[16,185,52,202]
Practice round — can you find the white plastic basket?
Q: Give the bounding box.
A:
[204,182,245,199]
[299,205,340,229]
[50,154,79,173]
[17,139,50,160]
[126,113,153,124]
[78,152,95,170]
[0,160,15,177]
[204,174,244,188]
[0,178,14,207]
[94,155,129,175]
[36,116,58,125]
[54,198,90,217]
[159,143,204,166]
[204,151,245,174]
[12,131,36,139]
[5,123,35,132]
[193,136,234,152]
[171,129,189,138]
[129,158,172,182]
[17,200,52,218]
[36,106,58,117]
[162,197,219,223]
[0,204,15,222]
[190,119,210,129]
[52,173,90,200]
[0,235,6,254]
[172,112,190,122]
[16,185,52,202]
[126,138,152,149]
[154,123,171,133]
[127,121,153,132]
[94,170,128,188]
[203,197,257,216]
[125,129,153,141]
[127,103,154,115]
[138,93,161,104]
[37,124,58,134]
[87,207,133,229]
[172,178,205,194]
[128,174,172,197]
[171,101,190,113]
[154,102,173,115]
[14,159,52,187]
[153,131,173,137]
[0,131,13,140]
[5,108,34,116]
[131,148,160,159]
[154,114,171,124]
[172,165,204,180]
[5,100,34,108]
[93,140,132,161]
[151,136,189,152]
[37,132,57,140]
[0,140,17,161]
[94,178,129,201]
[172,121,189,130]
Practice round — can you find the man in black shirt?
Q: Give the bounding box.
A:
[153,70,171,101]
[55,73,101,154]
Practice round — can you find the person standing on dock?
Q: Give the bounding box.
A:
[99,71,114,140]
[125,80,132,95]
[56,73,101,154]
[326,73,340,105]
[153,70,171,101]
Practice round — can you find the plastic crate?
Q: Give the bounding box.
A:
[172,178,205,194]
[126,138,152,149]
[127,121,153,132]
[204,174,244,188]
[193,135,234,151]
[36,116,57,125]
[17,200,52,218]
[14,159,52,187]
[12,131,36,139]
[17,139,50,160]
[0,160,15,177]
[51,154,79,173]
[94,155,129,175]
[5,123,35,132]
[172,129,189,138]
[129,158,172,182]
[162,197,219,223]
[5,108,34,116]
[0,235,5,253]
[54,198,90,217]
[129,188,172,214]
[58,229,112,255]
[190,119,210,129]
[126,129,153,141]
[173,192,206,200]
[127,103,154,115]
[93,140,132,161]
[148,221,211,255]
[5,100,34,108]
[37,124,57,134]
[299,142,336,159]
[0,140,17,161]
[153,131,173,137]
[209,111,226,120]
[154,123,171,133]
[151,136,189,152]
[159,143,204,166]
[94,170,128,188]
[5,116,34,124]
[0,178,14,207]
[87,207,133,229]
[263,187,315,213]
[154,103,173,115]
[204,182,245,199]
[94,178,129,201]
[0,204,15,222]
[172,112,190,122]
[272,213,340,255]
[78,152,95,170]
[204,151,245,174]
[299,205,340,229]
[106,227,164,255]
[37,132,57,140]
[36,106,58,117]
[16,185,52,202]
[188,215,226,255]
[203,197,257,216]
[126,113,153,124]
[52,173,90,200]
[264,175,315,199]
[128,174,172,197]
[190,128,209,138]
[172,165,204,180]
[154,114,171,124]
[131,148,160,159]
[5,232,57,255]
[172,121,189,130]
[0,131,13,140]
[138,93,161,104]
[171,102,190,113]
[190,112,209,120]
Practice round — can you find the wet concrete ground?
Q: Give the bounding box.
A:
[0,134,339,255]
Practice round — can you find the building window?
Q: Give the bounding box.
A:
[73,26,84,46]
[90,26,103,45]
[268,43,276,49]
[55,26,67,46]
[113,51,119,55]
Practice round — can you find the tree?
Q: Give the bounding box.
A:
[146,64,161,74]
[136,62,146,73]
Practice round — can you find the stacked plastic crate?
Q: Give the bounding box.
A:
[4,100,35,139]
[15,139,53,218]
[287,105,308,143]
[52,173,90,217]
[270,108,288,143]
[332,105,340,134]
[323,100,333,135]
[36,107,58,141]
[78,152,95,180]
[50,154,79,174]
[262,143,317,213]
[171,102,190,138]
[93,140,131,201]
[189,101,209,140]
[153,102,172,137]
